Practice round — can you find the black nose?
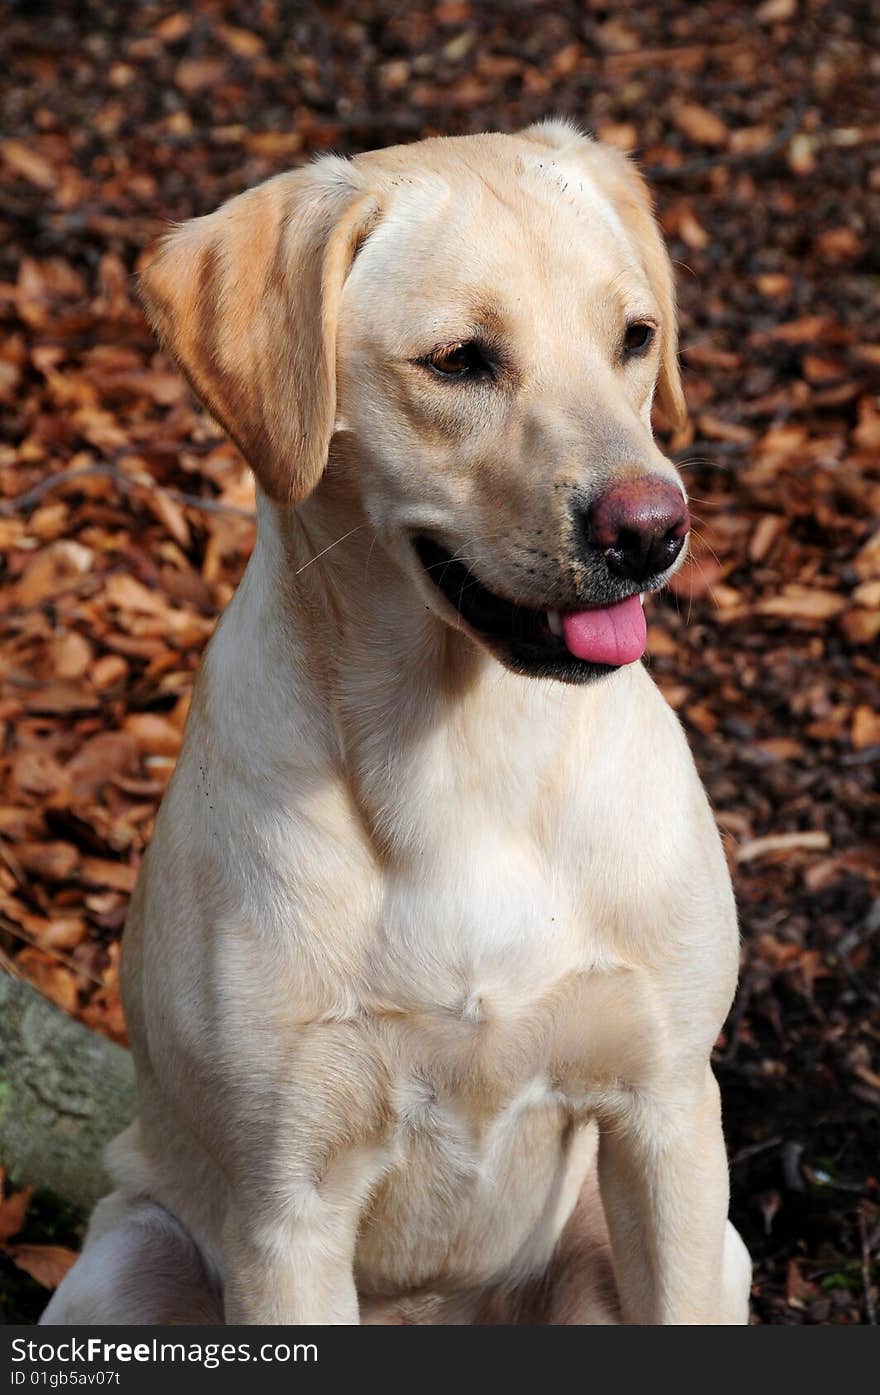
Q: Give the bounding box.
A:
[581,478,690,584]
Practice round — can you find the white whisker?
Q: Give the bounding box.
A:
[294,525,363,576]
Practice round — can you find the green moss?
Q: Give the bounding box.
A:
[820,1260,873,1294]
[0,1078,11,1130]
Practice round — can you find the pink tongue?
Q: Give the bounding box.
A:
[560,594,647,666]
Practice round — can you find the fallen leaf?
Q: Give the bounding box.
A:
[756,587,847,621]
[851,706,880,750]
[757,0,797,19]
[66,731,140,801]
[14,948,79,1013]
[78,856,138,894]
[13,840,80,881]
[13,541,94,608]
[122,712,183,756]
[1,139,55,189]
[786,1258,817,1305]
[673,103,729,147]
[5,1243,78,1289]
[175,58,227,93]
[49,631,93,679]
[749,515,786,562]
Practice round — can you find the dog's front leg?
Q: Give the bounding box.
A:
[222,1144,386,1325]
[223,1211,357,1325]
[597,1066,731,1325]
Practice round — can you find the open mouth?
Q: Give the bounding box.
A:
[414,537,647,682]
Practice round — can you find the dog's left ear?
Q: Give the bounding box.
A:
[519,124,687,432]
[140,160,379,505]
[587,146,687,431]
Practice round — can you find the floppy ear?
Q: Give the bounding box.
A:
[140,161,379,505]
[581,144,687,431]
[519,123,687,432]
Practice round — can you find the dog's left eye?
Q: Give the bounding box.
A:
[425,342,492,378]
[623,322,656,358]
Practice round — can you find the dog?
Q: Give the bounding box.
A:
[44,120,752,1326]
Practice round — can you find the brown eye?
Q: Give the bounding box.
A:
[623,322,656,357]
[426,342,491,377]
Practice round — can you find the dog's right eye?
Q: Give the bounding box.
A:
[424,342,492,378]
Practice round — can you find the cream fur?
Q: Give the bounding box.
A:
[43,126,750,1327]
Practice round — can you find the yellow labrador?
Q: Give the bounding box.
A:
[44,121,752,1326]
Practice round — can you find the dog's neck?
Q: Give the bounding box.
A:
[267,482,501,713]
[224,485,624,854]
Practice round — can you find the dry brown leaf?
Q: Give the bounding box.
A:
[14,947,79,1013]
[23,680,99,715]
[851,706,880,750]
[1,138,55,189]
[853,400,880,452]
[10,749,69,802]
[5,1243,78,1289]
[122,711,183,756]
[175,57,226,93]
[756,273,791,298]
[90,654,129,691]
[786,1259,817,1305]
[749,515,786,562]
[697,414,755,444]
[140,489,191,548]
[153,12,191,42]
[66,731,140,801]
[683,343,740,371]
[78,856,138,894]
[757,0,797,19]
[802,354,846,383]
[13,840,80,881]
[815,227,861,261]
[761,315,835,346]
[217,23,266,57]
[673,103,729,147]
[49,630,93,679]
[104,572,167,616]
[852,531,880,581]
[13,540,94,608]
[38,915,88,952]
[756,587,847,621]
[645,625,677,657]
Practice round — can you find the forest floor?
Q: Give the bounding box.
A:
[0,0,878,1324]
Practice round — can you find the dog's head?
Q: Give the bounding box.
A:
[142,121,689,683]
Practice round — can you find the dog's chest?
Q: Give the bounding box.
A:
[358,816,660,1108]
[373,828,585,1005]
[349,845,636,1291]
[346,836,660,1291]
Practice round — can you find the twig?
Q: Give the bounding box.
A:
[0,947,24,981]
[0,914,105,990]
[1,462,256,522]
[730,1135,783,1168]
[782,1140,806,1194]
[645,99,809,184]
[837,898,880,960]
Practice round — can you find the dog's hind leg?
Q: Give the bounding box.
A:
[40,1193,222,1326]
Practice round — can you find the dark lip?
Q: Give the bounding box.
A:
[413,536,636,684]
